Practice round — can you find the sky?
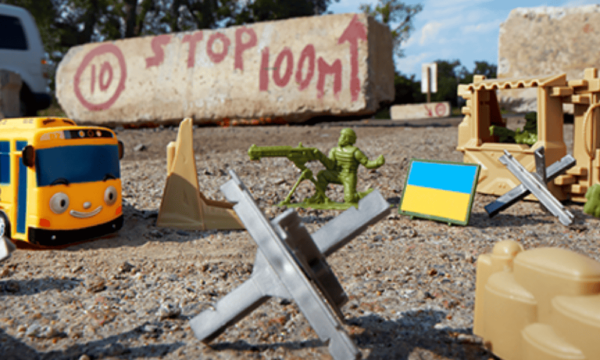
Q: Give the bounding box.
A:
[329,0,599,79]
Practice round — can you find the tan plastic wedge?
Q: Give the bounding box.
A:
[474,240,600,360]
[156,118,244,230]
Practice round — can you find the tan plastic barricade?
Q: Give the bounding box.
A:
[474,240,600,360]
[156,118,244,230]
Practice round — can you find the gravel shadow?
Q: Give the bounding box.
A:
[0,325,184,360]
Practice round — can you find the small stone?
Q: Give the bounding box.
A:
[118,262,134,273]
[0,268,10,278]
[134,144,147,152]
[176,230,190,236]
[85,276,106,293]
[25,323,41,337]
[71,265,83,273]
[39,326,60,338]
[157,302,181,320]
[78,355,91,360]
[142,324,158,333]
[428,269,438,276]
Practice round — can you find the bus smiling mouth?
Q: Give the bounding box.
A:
[70,206,103,219]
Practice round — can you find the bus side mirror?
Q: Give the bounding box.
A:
[22,145,35,167]
[118,141,124,160]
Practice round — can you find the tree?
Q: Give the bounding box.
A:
[460,61,497,84]
[360,0,422,58]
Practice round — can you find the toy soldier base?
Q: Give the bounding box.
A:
[189,170,391,360]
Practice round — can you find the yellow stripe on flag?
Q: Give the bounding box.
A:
[401,184,471,222]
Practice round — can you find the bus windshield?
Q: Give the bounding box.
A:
[35,145,121,187]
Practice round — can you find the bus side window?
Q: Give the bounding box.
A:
[0,141,9,184]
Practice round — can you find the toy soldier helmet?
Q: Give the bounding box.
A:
[341,128,357,143]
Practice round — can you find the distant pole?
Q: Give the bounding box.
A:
[426,70,431,103]
[421,63,437,104]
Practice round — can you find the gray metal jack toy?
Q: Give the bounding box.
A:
[190,170,391,360]
[485,147,576,226]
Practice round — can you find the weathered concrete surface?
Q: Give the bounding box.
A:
[498,5,600,113]
[0,70,22,119]
[56,13,394,126]
[390,102,450,120]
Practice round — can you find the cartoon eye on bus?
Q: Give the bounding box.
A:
[0,117,124,247]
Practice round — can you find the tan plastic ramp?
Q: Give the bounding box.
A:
[157,118,244,230]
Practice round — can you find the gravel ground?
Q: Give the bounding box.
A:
[1,118,598,360]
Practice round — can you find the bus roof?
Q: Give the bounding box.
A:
[0,117,77,129]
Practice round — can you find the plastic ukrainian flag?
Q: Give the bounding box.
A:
[399,159,480,226]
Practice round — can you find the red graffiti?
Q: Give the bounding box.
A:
[90,64,96,94]
[235,28,257,71]
[424,105,433,117]
[99,61,113,91]
[317,57,342,99]
[339,14,367,102]
[435,103,447,116]
[260,47,269,91]
[296,44,315,91]
[145,35,172,68]
[273,47,293,87]
[207,33,230,64]
[182,32,203,68]
[74,44,127,111]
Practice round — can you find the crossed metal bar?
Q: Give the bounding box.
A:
[485,147,576,225]
[189,170,390,360]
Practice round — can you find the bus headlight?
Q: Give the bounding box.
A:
[50,193,70,214]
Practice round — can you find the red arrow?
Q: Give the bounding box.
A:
[338,15,367,102]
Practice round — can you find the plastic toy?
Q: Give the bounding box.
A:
[489,112,538,145]
[457,67,600,203]
[486,148,574,226]
[248,128,385,210]
[474,240,600,360]
[583,184,600,218]
[486,147,576,218]
[0,117,124,247]
[190,170,390,360]
[399,159,480,226]
[156,118,244,230]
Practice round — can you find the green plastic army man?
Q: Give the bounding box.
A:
[307,128,385,207]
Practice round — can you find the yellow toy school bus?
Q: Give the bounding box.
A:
[0,117,123,247]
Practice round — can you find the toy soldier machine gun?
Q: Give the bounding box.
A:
[248,143,336,206]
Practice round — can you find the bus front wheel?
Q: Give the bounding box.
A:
[0,212,11,239]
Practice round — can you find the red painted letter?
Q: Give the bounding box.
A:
[99,61,113,91]
[145,35,172,68]
[206,33,230,64]
[260,47,269,91]
[295,44,315,91]
[235,28,257,71]
[273,47,293,88]
[182,31,203,68]
[338,15,367,101]
[317,57,342,99]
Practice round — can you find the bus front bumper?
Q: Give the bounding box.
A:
[28,216,124,246]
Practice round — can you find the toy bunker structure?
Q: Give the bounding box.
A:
[474,240,600,360]
[457,67,600,203]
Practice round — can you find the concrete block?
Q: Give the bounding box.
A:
[56,13,394,126]
[390,101,450,120]
[0,70,22,119]
[498,5,600,113]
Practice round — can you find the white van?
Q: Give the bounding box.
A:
[0,4,51,115]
